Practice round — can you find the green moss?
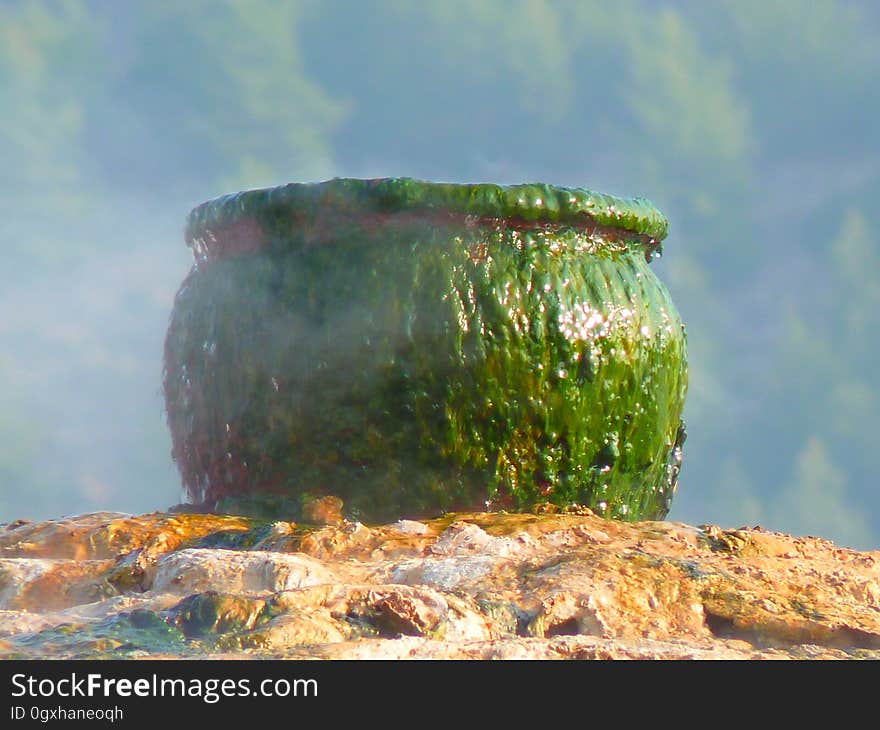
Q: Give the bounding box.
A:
[213,493,301,522]
[8,612,188,659]
[165,178,687,523]
[186,178,669,243]
[169,592,269,638]
[189,520,294,550]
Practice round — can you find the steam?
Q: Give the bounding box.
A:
[0,197,191,520]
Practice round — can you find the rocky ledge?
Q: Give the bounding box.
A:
[1,507,878,659]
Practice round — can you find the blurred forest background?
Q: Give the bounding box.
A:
[2,0,879,548]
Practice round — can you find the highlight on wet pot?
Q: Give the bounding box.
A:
[163,177,688,523]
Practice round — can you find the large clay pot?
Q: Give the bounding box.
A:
[163,178,687,522]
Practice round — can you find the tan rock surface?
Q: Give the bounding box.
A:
[1,509,878,659]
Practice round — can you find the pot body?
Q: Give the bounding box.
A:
[164,179,687,522]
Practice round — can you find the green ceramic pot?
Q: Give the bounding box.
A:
[163,178,688,523]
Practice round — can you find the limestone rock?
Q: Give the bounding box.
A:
[151,548,338,596]
[1,510,879,659]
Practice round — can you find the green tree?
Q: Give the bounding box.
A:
[682,0,877,159]
[301,0,574,179]
[563,2,753,224]
[0,0,103,268]
[770,437,872,549]
[92,0,345,200]
[762,209,880,544]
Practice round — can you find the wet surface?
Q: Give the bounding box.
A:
[3,510,880,659]
[164,178,688,522]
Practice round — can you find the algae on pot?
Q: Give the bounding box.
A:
[163,178,688,523]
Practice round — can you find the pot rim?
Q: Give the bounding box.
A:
[186,178,668,251]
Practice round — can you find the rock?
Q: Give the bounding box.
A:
[388,520,430,535]
[0,512,254,559]
[168,592,268,637]
[1,510,880,659]
[301,495,345,526]
[0,558,116,610]
[151,548,338,596]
